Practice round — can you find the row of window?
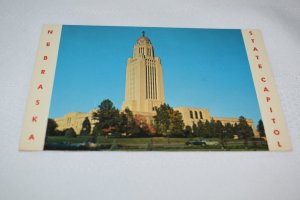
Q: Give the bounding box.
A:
[190,110,203,119]
[129,68,136,99]
[138,47,152,56]
[146,61,157,99]
[67,117,72,124]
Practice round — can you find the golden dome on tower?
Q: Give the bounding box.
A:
[137,31,151,44]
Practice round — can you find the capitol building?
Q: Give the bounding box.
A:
[54,32,258,137]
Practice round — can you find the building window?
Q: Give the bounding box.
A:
[195,111,198,119]
[153,66,157,99]
[199,111,203,119]
[67,117,72,125]
[190,110,193,119]
[146,65,148,99]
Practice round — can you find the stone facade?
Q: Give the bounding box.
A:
[174,107,211,126]
[122,33,164,115]
[174,107,259,137]
[55,111,96,135]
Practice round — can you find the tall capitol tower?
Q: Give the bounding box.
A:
[122,32,164,116]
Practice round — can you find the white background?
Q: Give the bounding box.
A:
[0,0,299,199]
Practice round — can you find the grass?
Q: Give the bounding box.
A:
[45,135,268,151]
[46,136,91,143]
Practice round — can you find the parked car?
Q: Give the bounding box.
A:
[186,139,207,146]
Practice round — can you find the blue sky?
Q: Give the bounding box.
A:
[49,25,262,125]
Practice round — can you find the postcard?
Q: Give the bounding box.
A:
[19,25,292,151]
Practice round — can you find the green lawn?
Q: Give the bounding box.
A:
[45,136,268,151]
[46,136,91,143]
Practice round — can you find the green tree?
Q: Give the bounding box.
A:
[184,125,193,137]
[215,120,224,138]
[123,108,141,136]
[154,104,184,136]
[65,128,77,137]
[224,123,234,139]
[209,118,216,138]
[80,117,91,136]
[118,111,128,134]
[257,119,266,138]
[236,116,254,148]
[169,110,185,136]
[233,123,238,138]
[196,120,206,138]
[118,108,148,137]
[154,104,171,135]
[215,120,225,148]
[203,120,210,138]
[93,99,120,135]
[46,118,58,136]
[192,123,198,137]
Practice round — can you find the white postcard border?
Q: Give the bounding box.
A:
[19,25,62,151]
[242,29,292,151]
